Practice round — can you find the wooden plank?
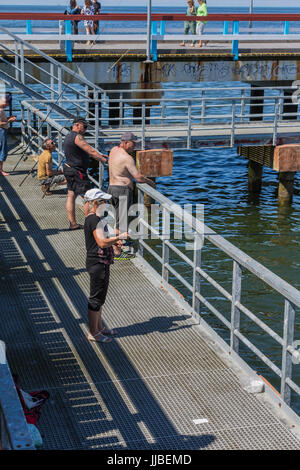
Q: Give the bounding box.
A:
[274,144,300,171]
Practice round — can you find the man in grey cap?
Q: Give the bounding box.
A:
[108,132,155,251]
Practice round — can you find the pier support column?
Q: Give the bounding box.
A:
[250,85,264,121]
[283,89,298,120]
[278,171,295,206]
[248,160,263,193]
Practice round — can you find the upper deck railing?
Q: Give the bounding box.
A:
[1,13,300,61]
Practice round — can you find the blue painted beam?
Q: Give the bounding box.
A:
[65,20,72,62]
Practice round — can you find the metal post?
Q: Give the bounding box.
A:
[145,0,153,63]
[26,20,32,35]
[230,261,242,353]
[20,42,25,84]
[232,21,239,61]
[273,98,278,146]
[230,101,236,147]
[192,234,202,319]
[281,300,295,405]
[284,21,290,35]
[65,20,72,62]
[94,90,99,148]
[241,89,245,123]
[50,64,55,101]
[162,207,170,283]
[201,90,205,125]
[138,189,145,257]
[141,102,146,150]
[57,67,62,106]
[187,100,192,149]
[151,20,158,62]
[14,40,19,81]
[160,20,165,35]
[249,0,253,30]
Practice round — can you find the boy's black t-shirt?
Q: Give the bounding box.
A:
[84,213,114,269]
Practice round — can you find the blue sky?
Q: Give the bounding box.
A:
[0,0,299,6]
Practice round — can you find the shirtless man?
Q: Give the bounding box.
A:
[108,132,155,237]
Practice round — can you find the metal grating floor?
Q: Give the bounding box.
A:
[0,141,300,450]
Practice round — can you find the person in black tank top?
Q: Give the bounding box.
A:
[63,117,108,230]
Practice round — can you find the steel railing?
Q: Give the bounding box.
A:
[1,13,300,61]
[16,93,300,409]
[19,84,300,150]
[134,183,300,407]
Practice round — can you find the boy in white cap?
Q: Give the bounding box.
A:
[84,188,129,343]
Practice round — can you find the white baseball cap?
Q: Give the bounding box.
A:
[84,188,112,201]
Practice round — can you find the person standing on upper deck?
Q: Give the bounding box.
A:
[0,93,16,176]
[67,0,81,35]
[63,117,108,230]
[196,0,208,48]
[180,0,197,47]
[81,0,94,45]
[91,0,101,36]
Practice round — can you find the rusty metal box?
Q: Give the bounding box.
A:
[136,149,173,177]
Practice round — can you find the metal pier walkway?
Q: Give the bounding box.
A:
[1,143,300,450]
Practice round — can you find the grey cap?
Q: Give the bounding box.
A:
[121,132,140,142]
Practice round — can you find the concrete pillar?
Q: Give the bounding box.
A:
[250,85,264,121]
[248,160,263,193]
[278,171,295,205]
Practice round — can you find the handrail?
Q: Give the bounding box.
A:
[0,25,104,93]
[1,13,300,21]
[135,182,300,406]
[18,98,300,407]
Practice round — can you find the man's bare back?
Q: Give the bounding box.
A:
[108,145,139,189]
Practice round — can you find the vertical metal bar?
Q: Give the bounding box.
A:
[201,90,205,125]
[160,20,165,35]
[145,0,152,63]
[284,21,290,35]
[26,20,32,35]
[85,86,89,116]
[151,20,158,62]
[37,116,42,153]
[192,234,202,319]
[279,93,284,120]
[21,104,25,147]
[162,207,170,283]
[161,100,165,126]
[14,40,19,81]
[142,102,146,150]
[187,100,192,149]
[20,42,25,84]
[119,92,124,126]
[57,67,62,105]
[46,106,51,138]
[273,98,278,146]
[230,261,242,353]
[94,90,99,148]
[223,21,229,35]
[65,19,73,62]
[281,300,295,405]
[138,188,144,258]
[230,101,236,147]
[241,89,245,123]
[232,21,239,61]
[58,132,63,167]
[50,63,55,101]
